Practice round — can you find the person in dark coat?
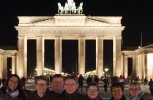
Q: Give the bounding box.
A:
[94,76,99,84]
[103,77,109,94]
[26,75,51,100]
[86,82,102,100]
[0,94,6,100]
[50,74,65,100]
[110,82,128,100]
[20,77,26,89]
[87,75,92,85]
[0,74,27,100]
[148,79,153,95]
[78,74,84,93]
[59,75,85,100]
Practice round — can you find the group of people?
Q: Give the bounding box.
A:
[0,74,153,100]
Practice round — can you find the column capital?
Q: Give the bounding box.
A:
[36,36,44,39]
[18,36,24,39]
[55,36,62,39]
[79,36,85,38]
[113,36,122,39]
[96,36,104,39]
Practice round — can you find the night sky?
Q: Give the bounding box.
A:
[0,0,153,75]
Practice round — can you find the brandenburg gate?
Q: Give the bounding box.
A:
[1,0,125,78]
[15,15,124,78]
[15,0,125,78]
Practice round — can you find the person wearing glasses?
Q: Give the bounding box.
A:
[128,82,152,100]
[59,75,85,100]
[27,75,51,100]
[110,82,128,100]
[86,82,102,100]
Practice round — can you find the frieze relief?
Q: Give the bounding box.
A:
[17,27,123,38]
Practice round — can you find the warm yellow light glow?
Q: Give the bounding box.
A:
[17,69,24,78]
[85,70,96,76]
[104,68,109,72]
[147,53,153,80]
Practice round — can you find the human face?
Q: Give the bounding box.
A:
[36,80,48,97]
[112,87,123,100]
[87,86,98,99]
[64,79,78,94]
[8,76,18,91]
[52,77,64,93]
[129,85,141,96]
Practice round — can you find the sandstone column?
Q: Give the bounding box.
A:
[12,56,16,74]
[137,55,143,79]
[0,54,3,78]
[78,37,85,75]
[36,36,44,75]
[17,37,27,78]
[135,56,138,77]
[113,36,122,76]
[96,37,103,78]
[124,57,128,78]
[142,52,145,80]
[144,54,147,78]
[55,36,62,74]
[132,57,136,74]
[3,57,7,78]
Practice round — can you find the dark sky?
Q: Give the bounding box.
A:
[0,0,153,46]
[0,0,153,74]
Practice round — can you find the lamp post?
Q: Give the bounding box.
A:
[104,68,109,77]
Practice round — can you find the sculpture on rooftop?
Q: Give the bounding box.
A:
[77,2,83,14]
[57,0,83,14]
[58,3,64,14]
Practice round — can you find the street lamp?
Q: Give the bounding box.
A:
[104,68,109,77]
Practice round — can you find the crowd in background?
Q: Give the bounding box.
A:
[0,74,153,100]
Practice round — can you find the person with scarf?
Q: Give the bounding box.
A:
[129,82,152,100]
[86,82,102,100]
[0,74,26,100]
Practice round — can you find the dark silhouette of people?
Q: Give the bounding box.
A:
[103,77,109,94]
[21,77,26,89]
[1,77,6,86]
[94,76,99,84]
[78,74,84,93]
[148,79,153,95]
[144,77,148,85]
[87,75,92,85]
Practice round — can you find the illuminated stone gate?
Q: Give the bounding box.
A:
[14,15,124,78]
[0,0,125,78]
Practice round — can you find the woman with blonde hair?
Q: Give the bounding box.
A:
[128,82,152,100]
